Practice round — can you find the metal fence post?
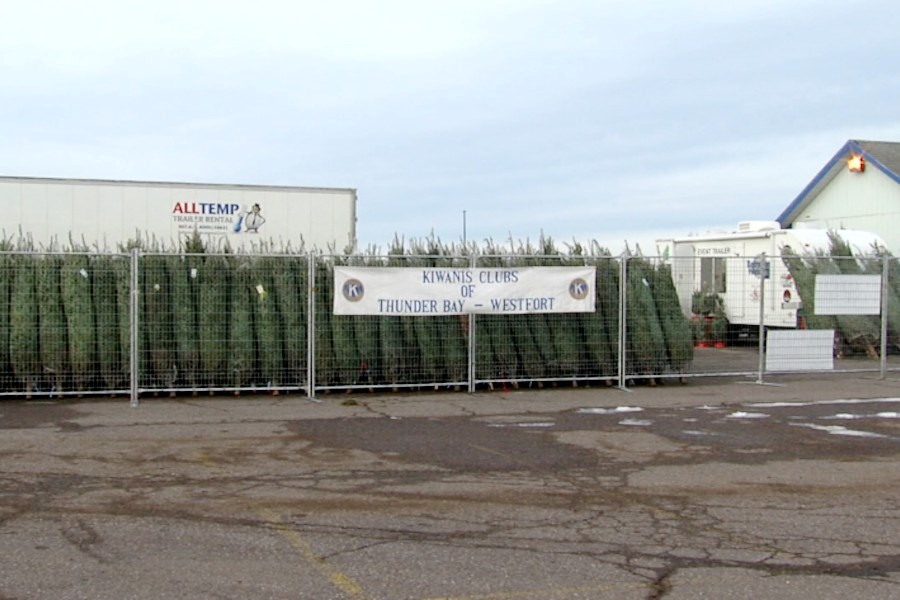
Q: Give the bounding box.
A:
[617,254,627,390]
[880,255,889,380]
[756,252,766,384]
[307,252,317,400]
[129,248,140,407]
[467,251,477,393]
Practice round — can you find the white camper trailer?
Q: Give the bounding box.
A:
[656,221,886,332]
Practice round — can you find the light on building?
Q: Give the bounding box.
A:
[847,154,865,172]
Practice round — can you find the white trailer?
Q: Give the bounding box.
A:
[656,221,886,330]
[0,176,357,252]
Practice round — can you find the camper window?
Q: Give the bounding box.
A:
[700,257,726,294]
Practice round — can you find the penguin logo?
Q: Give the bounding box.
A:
[342,279,365,302]
[244,203,266,233]
[569,278,589,300]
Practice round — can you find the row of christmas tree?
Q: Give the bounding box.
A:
[0,235,694,395]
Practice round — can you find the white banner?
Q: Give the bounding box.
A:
[333,266,596,315]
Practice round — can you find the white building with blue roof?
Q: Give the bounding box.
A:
[777,139,900,255]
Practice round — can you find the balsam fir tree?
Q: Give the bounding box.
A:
[539,237,580,380]
[624,254,668,382]
[650,261,694,376]
[828,232,881,357]
[228,256,255,391]
[349,251,380,388]
[781,247,837,331]
[38,253,68,393]
[379,238,407,389]
[62,251,97,393]
[199,254,230,387]
[91,253,123,390]
[314,254,336,386]
[254,256,284,391]
[0,244,12,390]
[11,256,40,395]
[141,254,175,389]
[272,253,306,388]
[328,254,360,387]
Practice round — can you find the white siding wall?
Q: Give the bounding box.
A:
[793,166,900,254]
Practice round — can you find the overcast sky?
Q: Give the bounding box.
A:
[2,0,899,253]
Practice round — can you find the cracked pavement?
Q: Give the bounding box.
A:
[0,374,899,599]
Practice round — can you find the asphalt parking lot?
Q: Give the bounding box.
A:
[1,372,899,599]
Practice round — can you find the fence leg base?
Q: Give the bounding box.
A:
[738,380,786,388]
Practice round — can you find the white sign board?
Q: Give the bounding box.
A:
[765,329,834,371]
[814,274,881,315]
[333,266,596,316]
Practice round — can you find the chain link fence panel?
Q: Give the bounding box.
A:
[0,249,896,401]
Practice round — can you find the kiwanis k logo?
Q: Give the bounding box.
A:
[342,279,365,302]
[568,278,589,300]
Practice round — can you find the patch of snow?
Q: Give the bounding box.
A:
[748,398,900,408]
[577,406,643,415]
[790,423,887,438]
[823,412,900,420]
[487,422,555,429]
[619,419,653,426]
[725,411,770,419]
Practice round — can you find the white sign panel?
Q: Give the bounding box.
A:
[765,329,834,371]
[334,266,596,316]
[814,274,881,315]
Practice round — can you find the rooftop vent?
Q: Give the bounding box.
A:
[737,220,781,233]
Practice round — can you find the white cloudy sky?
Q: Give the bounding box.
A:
[2,0,899,253]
